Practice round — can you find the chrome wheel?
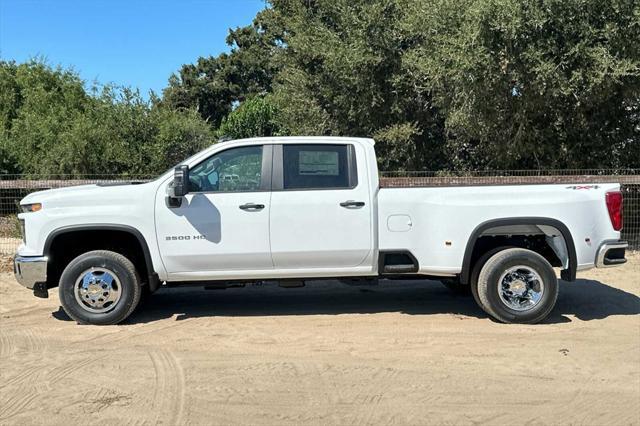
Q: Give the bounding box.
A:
[74,268,122,314]
[497,265,544,311]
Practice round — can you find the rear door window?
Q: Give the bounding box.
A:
[282,144,357,190]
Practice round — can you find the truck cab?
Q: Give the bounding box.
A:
[156,138,378,281]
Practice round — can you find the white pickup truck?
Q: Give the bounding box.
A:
[14,137,628,325]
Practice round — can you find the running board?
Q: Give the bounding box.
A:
[383,264,418,273]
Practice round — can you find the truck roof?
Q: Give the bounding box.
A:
[221,136,375,146]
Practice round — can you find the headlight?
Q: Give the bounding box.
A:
[21,203,42,213]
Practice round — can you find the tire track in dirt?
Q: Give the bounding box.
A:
[0,364,43,389]
[0,331,47,421]
[46,356,100,385]
[0,328,45,358]
[0,329,13,358]
[149,349,186,426]
[72,320,193,347]
[0,390,39,422]
[0,354,102,423]
[310,363,400,425]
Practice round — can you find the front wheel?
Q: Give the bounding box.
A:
[58,250,142,325]
[476,248,558,324]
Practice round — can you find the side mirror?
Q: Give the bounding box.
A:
[167,165,189,208]
[172,165,190,197]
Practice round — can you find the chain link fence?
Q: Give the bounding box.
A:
[1,170,639,255]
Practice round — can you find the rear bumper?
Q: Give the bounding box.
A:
[14,255,48,289]
[595,241,628,268]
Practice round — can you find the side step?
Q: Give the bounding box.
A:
[379,251,420,274]
[383,264,418,274]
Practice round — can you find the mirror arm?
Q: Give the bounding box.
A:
[167,195,183,208]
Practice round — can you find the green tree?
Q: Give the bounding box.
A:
[217,96,286,139]
[0,60,213,176]
[267,0,640,170]
[0,61,21,174]
[163,8,285,128]
[270,0,448,170]
[143,106,213,174]
[3,60,91,175]
[268,0,640,169]
[402,0,640,169]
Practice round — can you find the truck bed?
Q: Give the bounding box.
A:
[379,174,638,188]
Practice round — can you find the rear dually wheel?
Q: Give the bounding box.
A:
[475,248,558,324]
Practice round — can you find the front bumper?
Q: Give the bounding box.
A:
[595,241,628,268]
[14,255,48,289]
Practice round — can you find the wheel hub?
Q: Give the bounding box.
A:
[505,279,527,296]
[74,268,122,314]
[498,266,545,312]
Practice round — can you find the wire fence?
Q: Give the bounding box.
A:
[1,170,639,255]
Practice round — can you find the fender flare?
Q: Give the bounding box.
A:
[43,224,160,291]
[460,217,577,284]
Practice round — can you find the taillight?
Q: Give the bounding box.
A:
[605,191,623,231]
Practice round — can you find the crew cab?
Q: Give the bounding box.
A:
[14,137,628,324]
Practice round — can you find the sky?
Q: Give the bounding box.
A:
[0,0,267,96]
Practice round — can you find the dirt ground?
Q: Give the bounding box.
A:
[1,256,639,426]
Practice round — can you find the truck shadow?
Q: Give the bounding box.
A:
[53,278,640,324]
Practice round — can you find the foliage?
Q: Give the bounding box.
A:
[403,0,640,169]
[2,0,639,174]
[162,8,285,128]
[217,96,286,140]
[0,60,213,176]
[266,0,639,170]
[270,0,448,170]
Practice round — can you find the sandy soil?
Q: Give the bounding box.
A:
[1,256,639,426]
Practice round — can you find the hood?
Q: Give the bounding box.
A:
[20,181,156,208]
[21,184,97,203]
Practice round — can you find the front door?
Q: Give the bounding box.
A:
[155,144,273,276]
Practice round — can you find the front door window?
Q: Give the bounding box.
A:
[189,145,263,192]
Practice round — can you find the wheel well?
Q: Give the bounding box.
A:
[45,229,151,289]
[469,234,560,271]
[460,218,577,284]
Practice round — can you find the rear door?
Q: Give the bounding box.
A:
[269,142,373,269]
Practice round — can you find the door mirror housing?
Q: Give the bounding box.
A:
[167,165,189,208]
[171,165,190,197]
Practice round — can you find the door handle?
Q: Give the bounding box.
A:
[340,200,365,208]
[239,203,265,211]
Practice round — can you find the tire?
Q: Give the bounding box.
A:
[476,248,558,324]
[469,246,514,311]
[58,250,142,325]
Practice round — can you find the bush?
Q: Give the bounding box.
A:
[0,60,214,177]
[217,96,287,140]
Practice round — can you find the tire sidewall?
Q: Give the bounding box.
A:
[59,252,138,325]
[470,246,516,310]
[482,251,558,323]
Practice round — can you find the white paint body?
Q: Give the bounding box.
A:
[18,137,622,282]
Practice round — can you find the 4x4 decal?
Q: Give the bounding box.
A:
[566,185,600,190]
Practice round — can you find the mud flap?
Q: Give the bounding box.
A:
[33,282,49,298]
